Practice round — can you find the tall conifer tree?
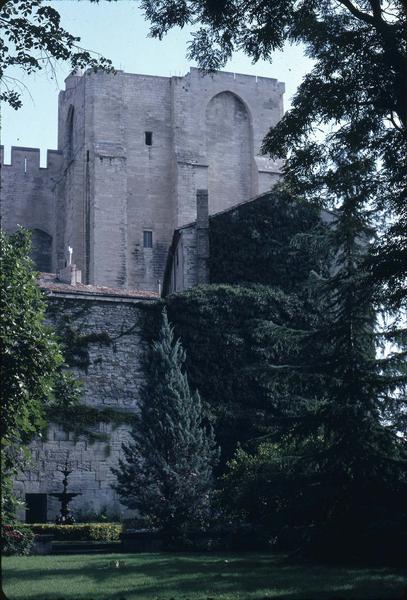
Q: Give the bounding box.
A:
[223,153,406,559]
[276,152,407,555]
[113,309,219,540]
[298,158,407,554]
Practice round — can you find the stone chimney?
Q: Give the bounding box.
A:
[196,189,209,285]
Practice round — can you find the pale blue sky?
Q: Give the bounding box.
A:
[1,0,312,166]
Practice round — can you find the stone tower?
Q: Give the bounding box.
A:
[1,68,285,291]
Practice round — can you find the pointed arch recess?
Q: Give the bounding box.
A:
[205,91,253,214]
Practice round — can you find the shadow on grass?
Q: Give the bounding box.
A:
[3,553,407,600]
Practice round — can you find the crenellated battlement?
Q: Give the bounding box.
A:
[0,145,63,172]
[1,144,64,274]
[3,66,285,289]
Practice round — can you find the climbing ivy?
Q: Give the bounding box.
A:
[63,326,112,372]
[140,284,322,468]
[141,190,331,467]
[46,401,136,444]
[45,298,136,442]
[46,300,113,372]
[209,186,329,293]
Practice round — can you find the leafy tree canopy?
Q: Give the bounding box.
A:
[0,228,78,518]
[221,181,406,559]
[1,229,62,447]
[0,0,112,109]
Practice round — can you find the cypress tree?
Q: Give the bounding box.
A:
[112,309,219,540]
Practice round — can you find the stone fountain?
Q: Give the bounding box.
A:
[49,460,81,524]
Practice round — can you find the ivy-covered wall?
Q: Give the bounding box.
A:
[17,191,330,517]
[153,191,330,466]
[209,189,324,292]
[15,295,149,521]
[143,283,320,468]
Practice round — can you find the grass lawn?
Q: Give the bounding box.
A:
[2,552,406,600]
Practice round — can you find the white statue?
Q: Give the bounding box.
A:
[68,246,73,266]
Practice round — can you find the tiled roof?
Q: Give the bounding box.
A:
[38,273,160,300]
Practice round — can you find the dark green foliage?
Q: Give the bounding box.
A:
[142,284,321,467]
[223,437,407,563]
[222,441,307,532]
[0,0,113,109]
[1,524,34,556]
[113,309,219,539]
[300,196,407,559]
[140,182,405,559]
[209,188,327,293]
[222,185,407,561]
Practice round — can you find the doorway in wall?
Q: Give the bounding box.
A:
[25,493,48,523]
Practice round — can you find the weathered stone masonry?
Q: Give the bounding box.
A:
[0,147,62,272]
[1,68,284,291]
[15,281,158,522]
[3,66,287,522]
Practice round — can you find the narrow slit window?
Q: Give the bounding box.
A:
[143,230,153,248]
[145,131,153,146]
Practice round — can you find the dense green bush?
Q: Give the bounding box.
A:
[28,523,122,541]
[142,284,321,468]
[1,524,34,555]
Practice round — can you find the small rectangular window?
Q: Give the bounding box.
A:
[145,131,153,146]
[143,230,153,248]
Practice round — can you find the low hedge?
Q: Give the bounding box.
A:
[29,523,122,541]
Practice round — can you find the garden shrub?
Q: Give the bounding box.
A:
[28,523,122,541]
[1,524,34,555]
